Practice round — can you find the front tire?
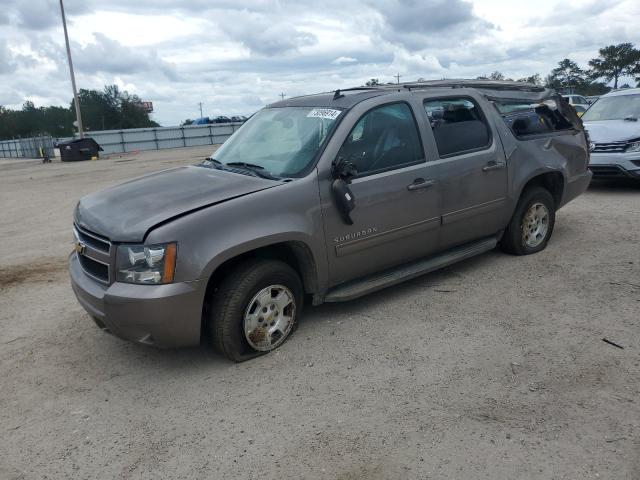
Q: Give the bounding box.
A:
[208,259,303,362]
[501,186,556,255]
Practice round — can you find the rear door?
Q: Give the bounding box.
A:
[422,94,508,248]
[319,100,441,286]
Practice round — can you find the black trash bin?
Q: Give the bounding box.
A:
[57,138,103,162]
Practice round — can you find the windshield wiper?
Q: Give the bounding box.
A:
[226,161,265,170]
[224,162,281,180]
[200,157,224,169]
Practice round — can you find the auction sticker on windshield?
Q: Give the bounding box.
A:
[307,108,342,120]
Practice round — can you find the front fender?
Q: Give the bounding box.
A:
[146,172,329,291]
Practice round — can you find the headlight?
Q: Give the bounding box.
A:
[627,141,640,153]
[116,242,177,284]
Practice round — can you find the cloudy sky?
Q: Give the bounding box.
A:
[1,0,639,125]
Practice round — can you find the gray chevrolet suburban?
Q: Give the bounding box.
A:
[69,80,592,361]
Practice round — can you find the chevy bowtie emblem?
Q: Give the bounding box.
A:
[75,241,86,255]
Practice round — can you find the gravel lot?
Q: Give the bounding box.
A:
[1,146,639,479]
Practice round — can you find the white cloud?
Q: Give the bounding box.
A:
[0,0,638,125]
[332,56,358,65]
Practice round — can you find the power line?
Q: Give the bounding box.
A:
[198,102,203,118]
[394,73,402,84]
[280,92,286,101]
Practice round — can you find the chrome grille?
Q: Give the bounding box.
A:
[73,224,112,283]
[73,224,111,254]
[592,141,627,153]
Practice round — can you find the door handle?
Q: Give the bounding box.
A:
[407,178,434,191]
[482,161,506,172]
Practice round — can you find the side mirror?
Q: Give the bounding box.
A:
[330,157,357,225]
[331,156,357,183]
[332,179,355,225]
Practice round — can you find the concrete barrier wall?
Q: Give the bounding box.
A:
[1,123,242,158]
[67,122,243,155]
[0,136,55,158]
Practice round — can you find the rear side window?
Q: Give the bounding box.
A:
[338,102,424,176]
[495,99,574,137]
[424,97,491,157]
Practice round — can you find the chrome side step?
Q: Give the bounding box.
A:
[323,236,498,303]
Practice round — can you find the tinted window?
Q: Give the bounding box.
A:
[338,103,423,176]
[424,98,490,156]
[575,96,587,104]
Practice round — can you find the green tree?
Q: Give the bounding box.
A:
[547,59,586,91]
[77,88,119,131]
[0,85,160,140]
[580,82,611,96]
[365,78,380,86]
[517,74,542,85]
[76,85,158,131]
[588,43,640,89]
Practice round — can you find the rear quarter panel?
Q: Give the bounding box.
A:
[486,104,589,214]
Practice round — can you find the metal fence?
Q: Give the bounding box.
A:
[0,135,55,159]
[0,122,242,159]
[69,122,243,155]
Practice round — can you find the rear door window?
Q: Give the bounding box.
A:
[424,97,491,157]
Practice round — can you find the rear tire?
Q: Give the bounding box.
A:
[208,259,303,362]
[501,186,556,255]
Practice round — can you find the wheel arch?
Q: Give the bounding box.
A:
[515,170,565,210]
[200,240,320,339]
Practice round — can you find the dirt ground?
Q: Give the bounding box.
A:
[1,146,638,479]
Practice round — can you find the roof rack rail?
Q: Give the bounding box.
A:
[400,79,547,92]
[332,86,388,93]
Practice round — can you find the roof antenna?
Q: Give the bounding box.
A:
[333,89,344,100]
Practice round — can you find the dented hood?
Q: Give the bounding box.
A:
[583,119,640,143]
[75,165,280,242]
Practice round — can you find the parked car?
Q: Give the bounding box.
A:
[231,115,247,123]
[573,105,587,117]
[191,117,211,125]
[213,116,231,124]
[562,94,590,113]
[69,80,591,361]
[582,87,640,179]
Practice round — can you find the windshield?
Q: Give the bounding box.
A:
[211,106,342,177]
[582,94,640,121]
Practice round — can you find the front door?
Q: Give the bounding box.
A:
[319,101,440,286]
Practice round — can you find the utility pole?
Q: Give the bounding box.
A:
[198,102,203,118]
[279,92,285,101]
[59,0,84,138]
[394,73,401,84]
